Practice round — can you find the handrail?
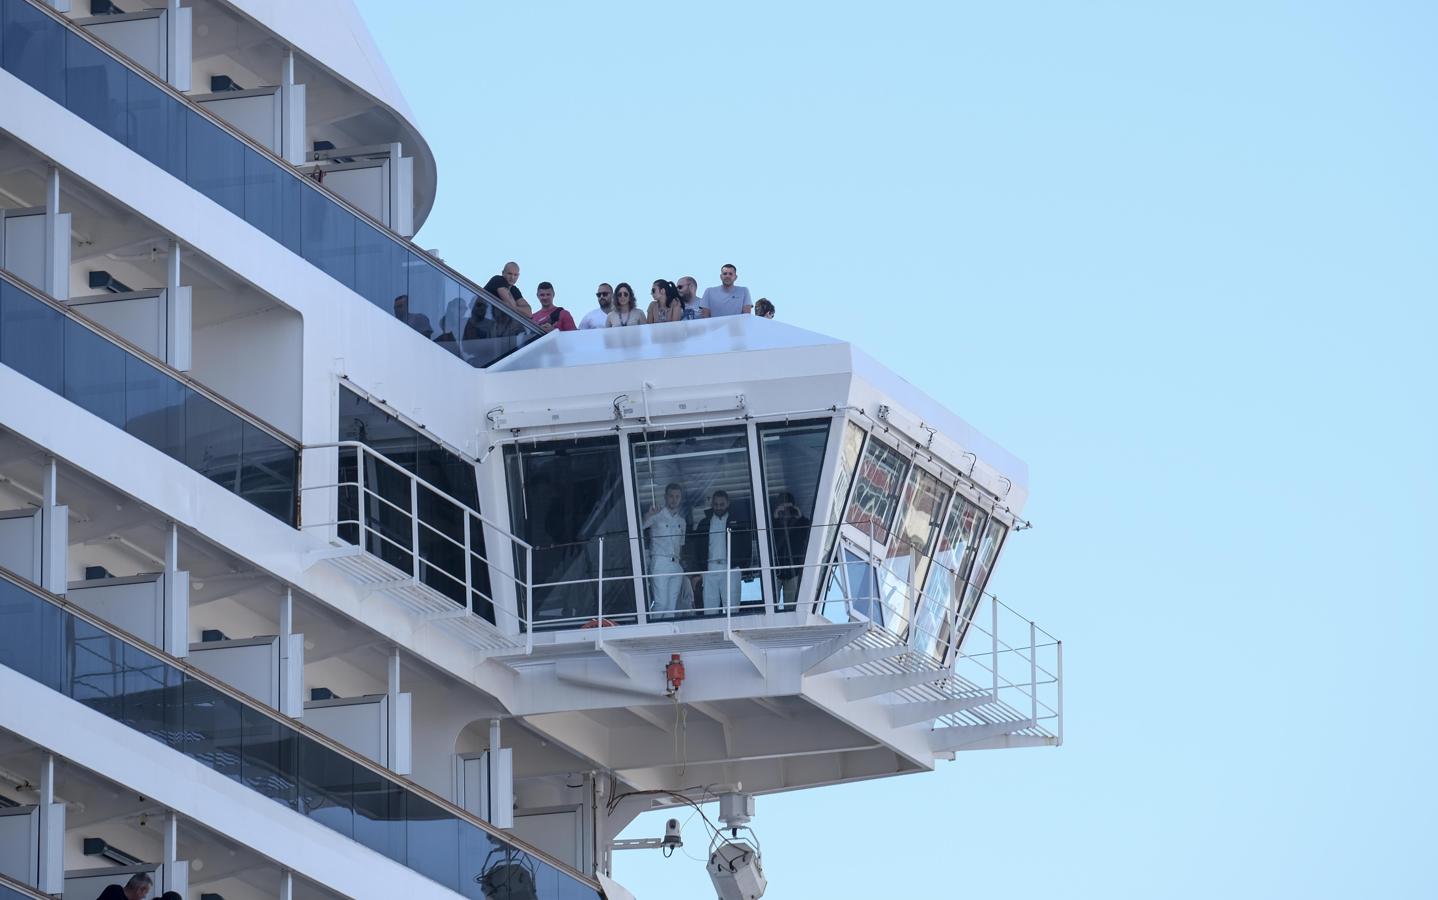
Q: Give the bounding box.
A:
[14,0,544,346]
[0,267,298,451]
[0,562,602,892]
[0,871,50,900]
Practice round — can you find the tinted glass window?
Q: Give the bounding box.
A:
[242,146,293,247]
[505,437,636,627]
[915,496,986,663]
[354,220,408,311]
[187,114,245,217]
[300,183,357,290]
[876,466,949,642]
[185,391,243,492]
[0,280,63,393]
[65,31,127,143]
[126,71,186,179]
[823,423,866,565]
[240,422,297,522]
[844,437,909,546]
[124,353,187,461]
[63,318,127,427]
[758,420,829,612]
[630,427,760,618]
[2,0,65,103]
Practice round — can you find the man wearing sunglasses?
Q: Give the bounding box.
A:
[579,283,613,330]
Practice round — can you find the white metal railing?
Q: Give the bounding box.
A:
[297,442,1061,741]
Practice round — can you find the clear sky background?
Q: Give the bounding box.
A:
[355,2,1435,896]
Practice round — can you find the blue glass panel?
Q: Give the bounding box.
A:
[299,184,356,289]
[63,320,127,427]
[354,220,407,312]
[185,392,242,491]
[122,640,181,748]
[65,31,127,143]
[242,146,289,245]
[299,740,354,838]
[68,616,124,716]
[0,578,67,691]
[2,0,65,104]
[405,253,446,338]
[186,114,245,217]
[353,766,406,863]
[0,281,63,393]
[127,71,186,179]
[241,704,298,809]
[178,675,244,781]
[239,422,296,523]
[404,795,460,889]
[124,354,187,461]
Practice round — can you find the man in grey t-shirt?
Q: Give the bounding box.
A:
[699,263,752,317]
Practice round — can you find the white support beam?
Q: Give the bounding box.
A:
[626,704,674,734]
[750,696,791,720]
[799,625,872,673]
[842,668,949,702]
[689,702,734,757]
[954,734,1057,752]
[599,642,647,684]
[729,631,766,677]
[928,719,1034,753]
[887,694,995,729]
[806,642,907,677]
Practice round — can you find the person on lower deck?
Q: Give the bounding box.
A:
[642,482,688,617]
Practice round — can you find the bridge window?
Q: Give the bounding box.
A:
[876,466,950,643]
[844,436,909,546]
[630,426,760,619]
[504,436,636,628]
[757,420,829,612]
[913,496,987,661]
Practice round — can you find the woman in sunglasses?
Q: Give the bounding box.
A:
[646,279,684,323]
[606,282,646,327]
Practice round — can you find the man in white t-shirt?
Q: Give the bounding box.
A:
[699,264,752,317]
[579,283,613,330]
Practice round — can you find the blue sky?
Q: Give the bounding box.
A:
[355,2,1436,896]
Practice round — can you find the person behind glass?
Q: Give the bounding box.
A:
[754,297,776,319]
[688,489,753,615]
[770,490,810,611]
[646,279,683,324]
[579,283,613,329]
[392,293,433,337]
[642,482,688,618]
[529,281,576,333]
[606,282,646,327]
[700,263,752,317]
[676,275,706,320]
[484,261,531,317]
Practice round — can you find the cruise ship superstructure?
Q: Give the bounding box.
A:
[0,2,1062,898]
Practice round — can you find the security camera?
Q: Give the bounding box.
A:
[662,818,682,851]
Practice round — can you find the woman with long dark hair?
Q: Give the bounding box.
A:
[646,279,683,323]
[606,282,646,327]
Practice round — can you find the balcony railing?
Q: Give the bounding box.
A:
[0,268,298,525]
[0,0,544,368]
[0,564,604,899]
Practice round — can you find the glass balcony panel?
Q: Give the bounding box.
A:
[403,795,461,889]
[0,280,63,393]
[62,319,128,428]
[184,390,244,493]
[298,739,355,838]
[120,639,177,740]
[757,420,830,612]
[186,113,246,218]
[2,0,64,103]
[505,437,637,628]
[126,70,186,179]
[124,353,187,462]
[179,674,245,782]
[241,704,299,809]
[0,580,66,690]
[243,145,299,249]
[354,219,408,312]
[300,183,358,291]
[67,616,125,718]
[64,30,127,144]
[353,767,407,864]
[239,421,297,522]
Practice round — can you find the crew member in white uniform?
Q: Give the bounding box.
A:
[642,483,688,618]
[699,490,743,614]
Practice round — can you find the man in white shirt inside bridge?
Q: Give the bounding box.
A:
[642,483,688,618]
[699,264,752,317]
